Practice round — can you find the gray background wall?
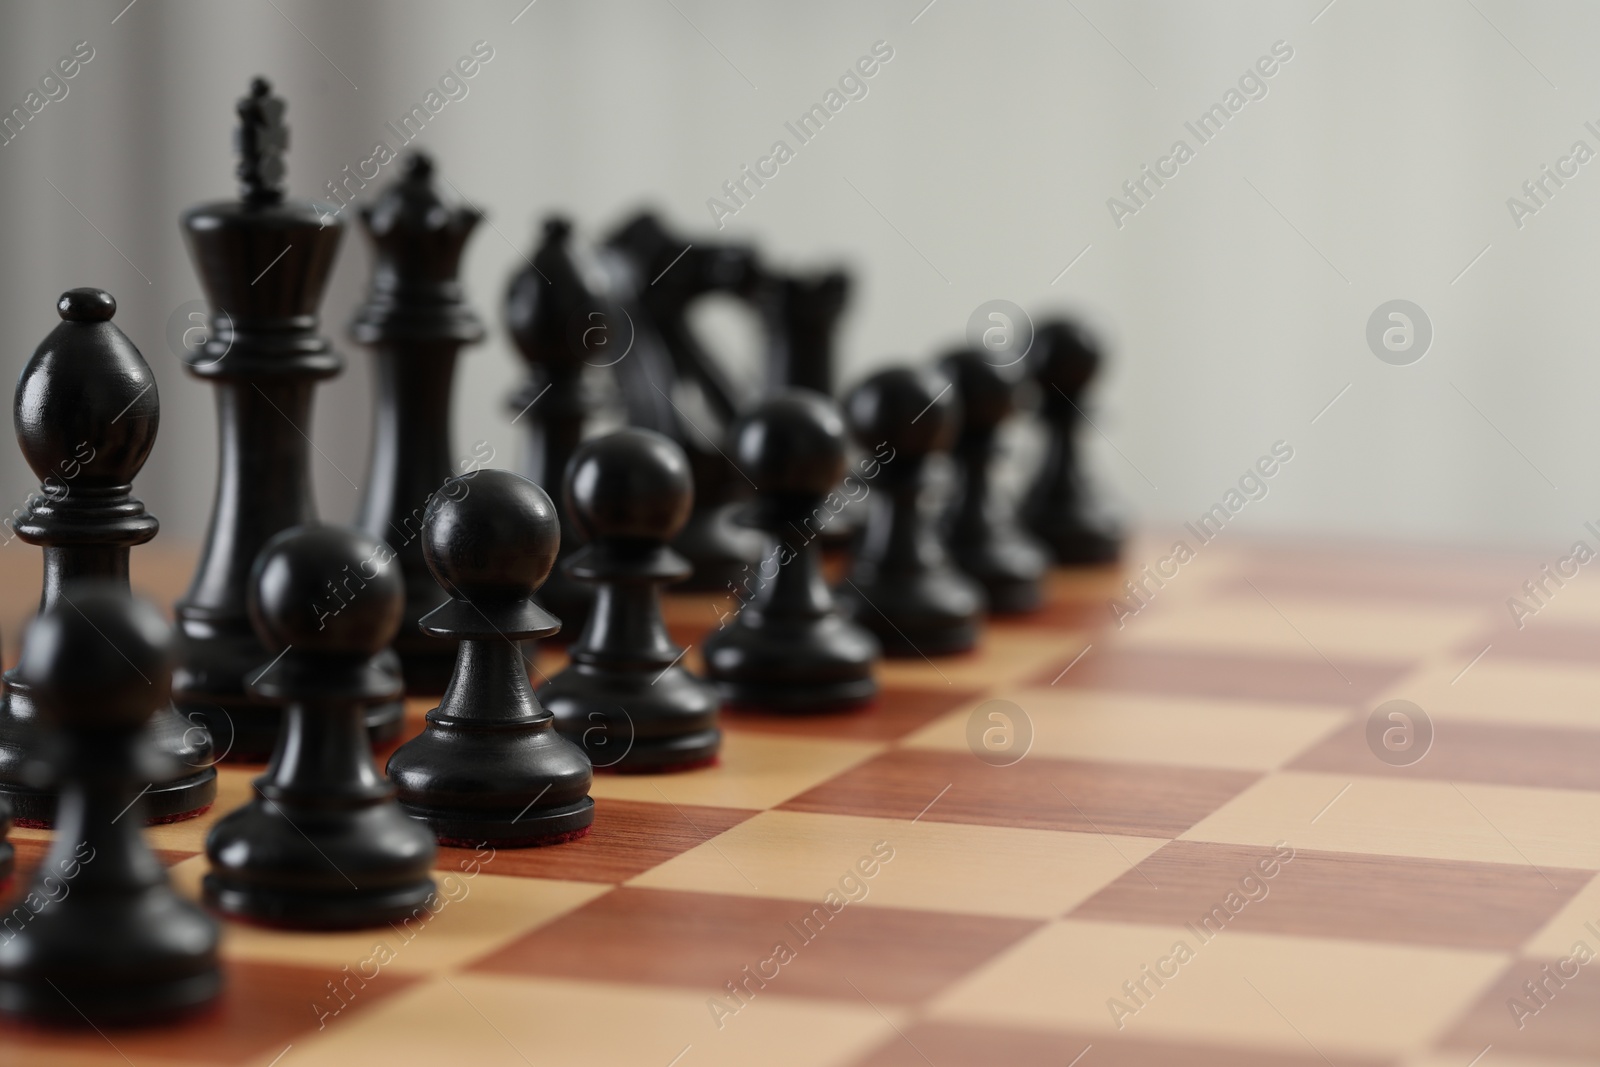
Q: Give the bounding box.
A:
[0,0,1591,563]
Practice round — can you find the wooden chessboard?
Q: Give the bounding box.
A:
[4,535,1599,1066]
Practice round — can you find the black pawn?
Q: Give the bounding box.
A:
[941,348,1050,613]
[1021,319,1122,564]
[505,216,606,636]
[203,525,436,928]
[839,366,984,656]
[387,470,595,846]
[174,78,404,760]
[703,391,879,711]
[353,152,485,695]
[0,584,221,1024]
[540,430,721,771]
[0,288,215,827]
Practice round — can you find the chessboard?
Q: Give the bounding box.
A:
[4,533,1596,1067]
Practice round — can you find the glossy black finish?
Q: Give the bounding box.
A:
[352,152,485,694]
[174,78,402,759]
[1020,319,1122,565]
[540,430,722,769]
[604,212,765,591]
[505,216,606,635]
[387,470,594,846]
[0,797,10,887]
[756,267,860,549]
[839,366,984,656]
[0,585,221,1025]
[0,289,215,826]
[703,391,879,711]
[203,525,437,928]
[941,348,1049,613]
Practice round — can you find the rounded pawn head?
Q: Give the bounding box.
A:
[730,389,848,501]
[566,429,693,544]
[941,348,1021,433]
[14,287,159,493]
[16,581,174,732]
[845,365,958,460]
[249,524,403,657]
[1030,318,1103,396]
[58,287,116,322]
[423,469,560,602]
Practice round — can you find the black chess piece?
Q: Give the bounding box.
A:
[0,797,12,890]
[174,77,403,761]
[0,289,215,827]
[838,366,984,656]
[1021,319,1122,564]
[0,583,221,1025]
[203,524,437,928]
[757,267,849,396]
[941,347,1050,613]
[756,267,860,550]
[387,470,595,846]
[703,390,879,710]
[352,151,486,695]
[505,216,607,637]
[604,212,765,591]
[539,430,721,770]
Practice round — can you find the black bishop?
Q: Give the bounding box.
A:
[0,288,214,826]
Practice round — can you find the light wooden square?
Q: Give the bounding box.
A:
[1113,594,1491,660]
[931,919,1507,1057]
[282,973,901,1067]
[1380,658,1600,730]
[1182,771,1600,869]
[629,809,1165,918]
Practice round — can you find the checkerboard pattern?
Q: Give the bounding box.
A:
[4,536,1600,1066]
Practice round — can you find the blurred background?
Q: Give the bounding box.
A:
[0,0,1591,558]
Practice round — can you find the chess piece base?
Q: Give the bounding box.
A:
[704,616,879,713]
[0,892,222,1026]
[872,619,980,658]
[399,795,595,849]
[543,664,723,773]
[1026,517,1122,566]
[202,873,436,931]
[597,729,722,772]
[975,575,1042,615]
[718,675,877,713]
[0,970,221,1028]
[1,766,216,829]
[952,540,1049,615]
[838,570,984,658]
